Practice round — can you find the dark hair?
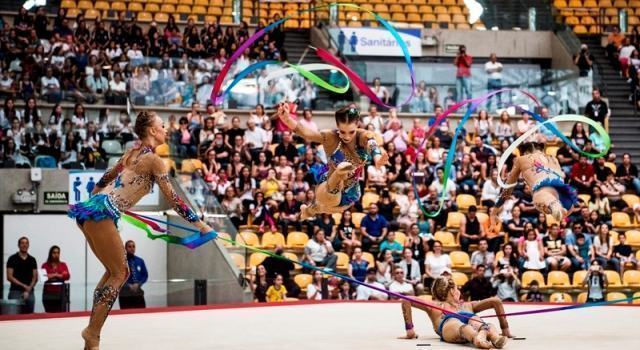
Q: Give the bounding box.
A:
[134,110,156,138]
[529,279,539,286]
[618,232,626,237]
[468,205,477,213]
[576,233,585,240]
[377,248,390,262]
[47,245,61,263]
[476,264,486,270]
[518,141,544,155]
[335,106,360,125]
[18,236,29,245]
[478,238,488,245]
[366,267,377,274]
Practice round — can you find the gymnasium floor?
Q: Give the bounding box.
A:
[0,301,638,349]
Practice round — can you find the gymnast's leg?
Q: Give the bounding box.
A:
[441,319,492,349]
[300,162,352,220]
[485,323,508,349]
[533,187,566,223]
[78,219,130,350]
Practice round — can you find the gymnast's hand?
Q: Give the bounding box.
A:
[200,223,214,236]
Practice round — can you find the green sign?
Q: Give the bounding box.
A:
[44,191,69,205]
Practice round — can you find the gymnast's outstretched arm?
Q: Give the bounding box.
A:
[150,155,212,233]
[276,103,322,143]
[471,297,512,337]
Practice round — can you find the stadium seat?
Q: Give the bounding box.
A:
[394,231,407,245]
[155,12,169,22]
[155,143,170,157]
[450,251,471,269]
[160,4,176,13]
[211,0,224,6]
[391,13,406,22]
[604,162,617,173]
[456,23,471,30]
[446,212,464,230]
[179,0,193,4]
[626,230,640,247]
[581,16,596,25]
[573,25,588,34]
[422,13,437,22]
[622,194,640,208]
[583,0,597,6]
[352,212,366,228]
[180,159,203,173]
[434,5,447,14]
[77,0,92,10]
[238,231,260,247]
[137,12,153,22]
[623,270,640,287]
[522,271,546,288]
[633,291,640,304]
[565,16,579,25]
[637,250,640,260]
[34,155,57,168]
[208,7,222,15]
[578,194,591,204]
[362,192,379,209]
[545,146,559,156]
[94,1,109,11]
[128,2,144,12]
[406,5,418,13]
[568,0,582,6]
[547,271,571,289]
[605,270,623,287]
[294,274,312,291]
[283,252,301,269]
[572,270,587,287]
[249,252,268,267]
[549,292,572,303]
[220,16,233,24]
[428,0,441,4]
[107,157,119,169]
[451,271,468,286]
[61,0,75,9]
[111,2,127,12]
[437,14,452,23]
[407,13,422,22]
[286,231,309,249]
[229,253,245,269]
[419,5,433,13]
[553,0,568,7]
[613,0,628,8]
[456,194,477,211]
[606,292,628,304]
[336,252,350,270]
[66,8,82,18]
[434,231,458,248]
[85,9,100,19]
[612,212,633,229]
[176,5,191,14]
[576,292,587,303]
[362,252,375,267]
[261,231,286,249]
[390,4,403,12]
[374,4,389,13]
[145,3,160,12]
[452,14,466,24]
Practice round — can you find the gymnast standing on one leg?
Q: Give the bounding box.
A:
[68,111,213,350]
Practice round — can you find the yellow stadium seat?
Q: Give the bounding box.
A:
[622,194,640,208]
[336,252,350,270]
[261,231,286,249]
[77,0,92,10]
[446,212,465,230]
[612,212,633,229]
[238,231,260,247]
[450,251,471,268]
[391,13,406,22]
[94,1,109,11]
[249,252,268,267]
[128,2,143,12]
[179,0,193,4]
[192,5,206,15]
[604,8,618,17]
[547,271,571,289]
[210,0,223,6]
[283,252,301,270]
[632,0,640,6]
[565,16,579,25]
[111,1,126,11]
[522,271,546,288]
[554,0,568,7]
[452,14,466,23]
[395,231,407,246]
[362,193,380,209]
[180,159,203,173]
[549,292,572,303]
[208,7,222,15]
[573,25,588,34]
[352,212,366,228]
[600,0,613,5]
[604,162,617,174]
[160,4,176,14]
[194,0,208,5]
[220,16,234,24]
[434,231,458,248]
[581,16,596,25]
[588,25,599,34]
[627,230,640,246]
[623,270,640,287]
[579,0,595,5]
[176,5,191,14]
[423,13,437,22]
[637,250,640,260]
[294,274,312,291]
[568,0,582,6]
[155,143,170,157]
[155,12,169,22]
[137,12,153,22]
[451,271,468,286]
[374,4,389,13]
[61,0,75,9]
[576,292,587,303]
[449,6,462,14]
[66,8,82,18]
[613,0,628,8]
[419,5,433,13]
[633,291,640,304]
[390,4,403,12]
[407,13,422,22]
[85,9,100,19]
[456,194,477,211]
[362,252,375,267]
[286,231,309,249]
[406,5,418,13]
[428,0,441,4]
[437,14,452,23]
[572,270,587,287]
[545,146,559,156]
[457,23,471,30]
[605,270,623,287]
[606,292,628,304]
[434,5,447,14]
[145,3,160,12]
[229,253,245,269]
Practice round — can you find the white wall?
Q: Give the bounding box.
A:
[3,214,168,312]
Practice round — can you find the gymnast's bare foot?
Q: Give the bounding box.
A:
[492,335,508,349]
[473,330,492,349]
[82,328,100,350]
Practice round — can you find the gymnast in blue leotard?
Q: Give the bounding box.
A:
[399,276,513,349]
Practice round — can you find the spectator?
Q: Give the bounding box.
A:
[370,77,389,105]
[516,112,535,138]
[454,45,472,101]
[279,190,301,235]
[244,119,269,162]
[584,88,609,130]
[582,260,608,303]
[119,240,148,309]
[85,65,108,100]
[338,210,360,257]
[481,169,501,207]
[314,213,338,250]
[265,274,287,302]
[221,187,243,228]
[388,267,415,298]
[362,105,385,133]
[570,123,589,150]
[107,72,127,104]
[41,245,70,313]
[355,267,389,300]
[593,224,618,272]
[461,264,494,301]
[130,67,150,105]
[524,280,544,302]
[404,223,429,269]
[495,111,514,143]
[486,207,506,253]
[522,229,546,272]
[570,233,594,270]
[574,44,594,77]
[360,203,389,252]
[260,168,284,200]
[542,224,572,272]
[613,232,637,274]
[457,153,480,195]
[348,247,369,283]
[260,246,299,296]
[6,237,38,314]
[491,266,520,302]
[570,154,595,194]
[304,230,338,272]
[251,265,269,302]
[382,119,409,153]
[397,248,424,295]
[274,131,298,164]
[618,37,636,78]
[494,242,520,275]
[485,53,503,109]
[470,239,494,277]
[615,153,640,194]
[375,249,395,287]
[474,111,494,144]
[606,26,624,68]
[379,230,404,261]
[40,66,61,102]
[275,155,294,189]
[459,205,486,253]
[307,270,329,300]
[424,240,452,288]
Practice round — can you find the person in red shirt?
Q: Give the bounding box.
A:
[570,155,595,193]
[41,245,70,313]
[454,45,473,102]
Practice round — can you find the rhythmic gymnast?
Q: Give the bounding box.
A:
[276,103,388,220]
[400,276,512,349]
[496,141,578,223]
[68,111,213,350]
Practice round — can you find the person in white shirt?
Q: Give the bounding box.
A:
[306,270,327,300]
[619,37,636,78]
[361,105,385,133]
[355,267,389,300]
[40,66,61,101]
[108,72,127,102]
[397,248,424,295]
[303,230,338,271]
[430,167,457,201]
[481,169,501,207]
[127,43,144,66]
[244,119,269,161]
[388,267,415,298]
[484,53,503,110]
[424,240,452,286]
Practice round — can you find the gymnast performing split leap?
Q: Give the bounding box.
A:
[400,276,512,349]
[276,103,388,220]
[68,111,213,350]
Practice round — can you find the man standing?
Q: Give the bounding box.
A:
[584,88,609,130]
[6,237,38,314]
[485,53,503,110]
[574,44,594,77]
[454,45,472,102]
[119,240,148,309]
[360,203,389,252]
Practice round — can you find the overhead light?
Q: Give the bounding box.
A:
[464,0,484,24]
[22,0,46,10]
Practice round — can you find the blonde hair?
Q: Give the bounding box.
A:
[431,276,455,301]
[120,110,157,166]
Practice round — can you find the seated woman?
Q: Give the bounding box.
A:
[400,276,512,349]
[497,141,578,223]
[276,103,388,219]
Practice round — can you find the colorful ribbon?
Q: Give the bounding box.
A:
[211,3,416,108]
[122,211,218,250]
